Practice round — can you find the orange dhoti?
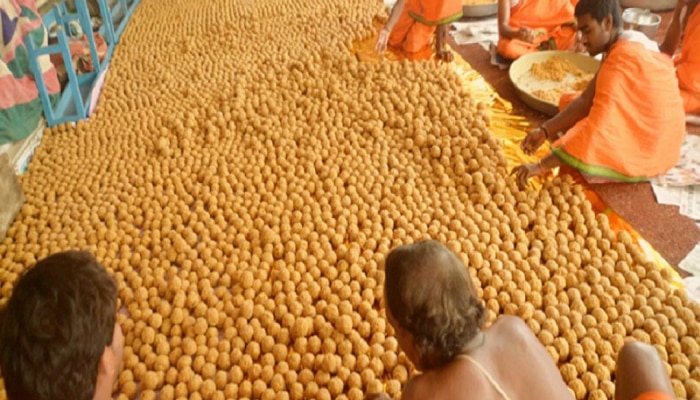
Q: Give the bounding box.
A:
[550,40,686,181]
[389,0,463,56]
[633,392,675,400]
[676,5,700,113]
[497,0,578,60]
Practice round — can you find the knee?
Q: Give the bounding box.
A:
[497,38,532,60]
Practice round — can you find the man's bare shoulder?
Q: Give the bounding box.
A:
[491,314,530,333]
[490,315,540,345]
[400,374,432,400]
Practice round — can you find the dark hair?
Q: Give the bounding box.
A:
[384,240,486,369]
[575,0,622,28]
[0,251,117,400]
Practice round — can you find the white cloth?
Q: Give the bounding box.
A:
[620,29,660,52]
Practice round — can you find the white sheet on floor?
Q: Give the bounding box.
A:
[450,19,499,51]
[651,184,683,206]
[651,135,700,221]
[651,134,700,187]
[680,244,700,276]
[683,276,700,304]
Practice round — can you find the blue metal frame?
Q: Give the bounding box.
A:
[99,0,140,46]
[24,0,139,127]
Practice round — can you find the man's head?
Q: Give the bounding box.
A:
[383,240,486,371]
[575,0,623,56]
[0,251,123,400]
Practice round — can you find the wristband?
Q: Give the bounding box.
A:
[540,125,552,141]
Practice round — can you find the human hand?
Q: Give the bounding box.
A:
[511,163,546,189]
[571,31,586,53]
[518,27,535,43]
[375,28,390,55]
[520,127,547,155]
[365,393,393,400]
[436,49,454,62]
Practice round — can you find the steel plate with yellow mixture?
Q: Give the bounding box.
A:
[509,51,600,116]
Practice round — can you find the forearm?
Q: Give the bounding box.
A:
[384,0,407,32]
[498,0,518,39]
[540,153,564,170]
[436,24,447,50]
[542,77,596,138]
[499,24,520,39]
[660,11,683,55]
[541,97,589,138]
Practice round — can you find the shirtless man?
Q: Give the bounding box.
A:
[366,240,573,400]
[365,241,678,400]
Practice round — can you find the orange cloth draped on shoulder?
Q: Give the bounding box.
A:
[632,392,675,400]
[497,0,578,60]
[388,0,463,55]
[550,40,686,181]
[676,4,700,113]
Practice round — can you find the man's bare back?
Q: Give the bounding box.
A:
[402,316,574,400]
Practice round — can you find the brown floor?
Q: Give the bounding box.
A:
[448,11,700,270]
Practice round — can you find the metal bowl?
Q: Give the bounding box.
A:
[462,2,498,18]
[622,8,662,39]
[620,0,677,11]
[509,51,601,116]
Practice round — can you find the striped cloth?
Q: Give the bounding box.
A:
[1,0,60,144]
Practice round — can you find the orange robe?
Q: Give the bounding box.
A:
[550,39,686,181]
[676,5,700,113]
[388,0,463,56]
[497,0,578,60]
[633,392,674,400]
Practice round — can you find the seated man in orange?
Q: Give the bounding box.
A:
[660,0,700,115]
[512,0,686,187]
[497,0,579,60]
[374,0,463,61]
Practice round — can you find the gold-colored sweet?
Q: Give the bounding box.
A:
[0,0,698,399]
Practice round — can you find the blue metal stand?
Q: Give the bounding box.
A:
[24,0,139,127]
